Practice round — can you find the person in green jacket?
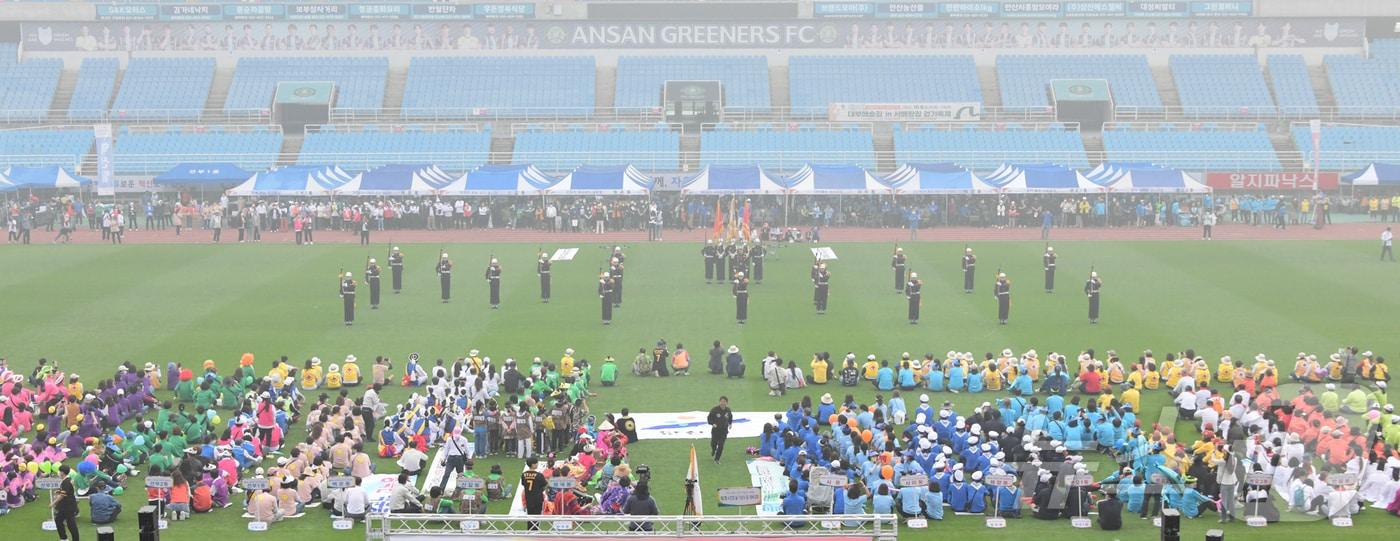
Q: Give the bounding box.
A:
[1319,383,1341,414]
[1341,387,1370,414]
[174,376,196,403]
[195,381,219,411]
[600,356,618,387]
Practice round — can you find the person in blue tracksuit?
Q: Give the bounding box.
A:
[898,482,927,518]
[947,362,965,392]
[876,362,895,391]
[871,484,896,514]
[780,479,808,528]
[926,365,945,392]
[965,471,990,514]
[921,481,945,520]
[947,470,969,512]
[995,480,1022,518]
[842,483,868,527]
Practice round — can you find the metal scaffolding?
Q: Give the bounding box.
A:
[365,513,898,541]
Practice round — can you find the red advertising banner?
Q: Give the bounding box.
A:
[1204,171,1340,191]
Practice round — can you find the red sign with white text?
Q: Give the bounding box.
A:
[1205,171,1339,191]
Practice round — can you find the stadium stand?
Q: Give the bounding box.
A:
[787,56,980,111]
[700,124,874,171]
[1324,54,1400,117]
[893,123,1088,172]
[997,54,1161,110]
[1266,55,1319,116]
[224,57,388,114]
[513,124,680,172]
[614,56,770,112]
[114,125,282,174]
[402,57,595,118]
[1103,123,1281,170]
[68,58,120,121]
[1370,38,1400,60]
[0,129,93,168]
[298,124,492,172]
[1170,55,1277,116]
[110,58,215,120]
[1293,123,1400,171]
[0,56,62,122]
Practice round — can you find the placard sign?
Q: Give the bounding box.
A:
[548,477,578,489]
[1246,473,1273,486]
[458,477,487,490]
[1071,517,1092,528]
[1328,473,1357,487]
[985,516,1007,528]
[907,518,928,528]
[35,477,63,490]
[241,477,271,491]
[145,476,174,489]
[327,476,356,489]
[332,518,355,530]
[986,473,1017,487]
[717,487,763,507]
[819,474,848,487]
[248,521,269,531]
[899,474,929,487]
[1069,474,1095,487]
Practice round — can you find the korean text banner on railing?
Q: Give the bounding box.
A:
[21,17,1364,51]
[93,3,535,22]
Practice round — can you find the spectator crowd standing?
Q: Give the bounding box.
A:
[7,191,1398,245]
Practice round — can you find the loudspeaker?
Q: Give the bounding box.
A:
[97,526,115,541]
[1205,530,1224,541]
[138,505,159,531]
[1161,508,1181,541]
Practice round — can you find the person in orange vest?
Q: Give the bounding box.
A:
[672,343,691,376]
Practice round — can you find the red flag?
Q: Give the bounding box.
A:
[712,198,723,239]
[742,199,751,240]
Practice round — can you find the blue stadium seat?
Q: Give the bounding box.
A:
[1266,55,1318,116]
[402,57,594,118]
[298,124,490,172]
[894,124,1087,172]
[514,125,680,172]
[1324,54,1400,117]
[0,129,93,168]
[110,58,215,120]
[1170,55,1276,116]
[225,57,388,114]
[1292,124,1400,171]
[615,56,770,111]
[68,58,119,121]
[1103,124,1280,170]
[700,125,874,172]
[997,54,1161,110]
[0,57,62,122]
[788,56,980,112]
[114,126,282,174]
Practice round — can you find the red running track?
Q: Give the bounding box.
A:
[8,222,1386,246]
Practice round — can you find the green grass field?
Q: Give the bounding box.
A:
[2,239,1397,541]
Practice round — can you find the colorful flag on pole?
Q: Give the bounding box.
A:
[727,196,738,240]
[685,445,704,516]
[742,199,751,240]
[712,198,723,239]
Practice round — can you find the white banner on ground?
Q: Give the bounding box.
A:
[361,474,401,514]
[631,411,779,440]
[551,248,579,261]
[746,459,787,516]
[812,247,838,260]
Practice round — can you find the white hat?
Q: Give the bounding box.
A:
[998,273,1006,278]
[895,247,903,252]
[910,272,918,278]
[1326,383,1335,390]
[565,348,575,355]
[345,355,357,363]
[311,357,322,366]
[915,413,927,425]
[971,470,984,481]
[1047,246,1054,252]
[369,258,376,263]
[920,394,930,403]
[966,247,973,253]
[1002,348,1013,357]
[1256,353,1268,362]
[728,345,739,354]
[393,246,399,251]
[490,258,497,264]
[329,364,340,373]
[867,354,877,361]
[441,253,449,257]
[831,460,842,469]
[1090,271,1098,278]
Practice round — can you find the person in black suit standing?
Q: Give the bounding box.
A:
[485,258,502,309]
[702,239,718,284]
[1085,271,1102,324]
[1043,246,1057,293]
[906,272,922,325]
[388,246,404,294]
[537,251,552,302]
[340,272,356,326]
[437,253,452,303]
[598,272,614,325]
[892,247,907,292]
[733,271,749,324]
[707,396,734,464]
[994,272,1010,325]
[365,258,381,309]
[814,263,830,315]
[962,247,977,293]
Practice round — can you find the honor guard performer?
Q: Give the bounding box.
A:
[732,243,750,281]
[365,258,382,309]
[612,245,627,265]
[339,272,356,326]
[724,241,739,281]
[609,257,625,307]
[994,272,1011,325]
[1085,271,1103,325]
[892,247,907,292]
[537,251,552,302]
[1043,246,1057,293]
[810,257,822,306]
[962,247,977,293]
[598,272,614,325]
[814,262,831,315]
[751,239,766,283]
[485,258,502,309]
[733,271,749,324]
[388,246,404,294]
[906,272,922,325]
[437,253,453,303]
[702,239,718,284]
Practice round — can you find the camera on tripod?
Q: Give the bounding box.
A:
[636,464,652,484]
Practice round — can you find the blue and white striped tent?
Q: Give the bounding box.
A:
[225,165,356,196]
[784,164,888,194]
[984,163,1101,193]
[451,164,558,196]
[681,165,789,194]
[547,164,653,195]
[1084,163,1210,193]
[881,163,997,194]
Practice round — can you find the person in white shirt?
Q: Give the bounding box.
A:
[398,446,428,477]
[1174,386,1198,418]
[437,429,473,493]
[344,478,369,520]
[1171,373,1195,398]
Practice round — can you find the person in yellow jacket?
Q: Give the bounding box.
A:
[1291,353,1311,381]
[560,348,575,378]
[1144,366,1161,390]
[810,353,829,385]
[1250,353,1269,379]
[268,358,291,387]
[1096,389,1115,411]
[1121,385,1141,413]
[1358,351,1375,381]
[342,355,361,386]
[66,374,83,398]
[984,364,1003,392]
[1106,357,1125,385]
[861,354,880,381]
[1126,364,1145,390]
[1023,350,1041,381]
[1163,358,1183,389]
[1216,356,1234,384]
[1374,357,1390,383]
[143,362,162,389]
[467,349,485,372]
[325,364,343,390]
[1325,353,1344,381]
[302,358,324,391]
